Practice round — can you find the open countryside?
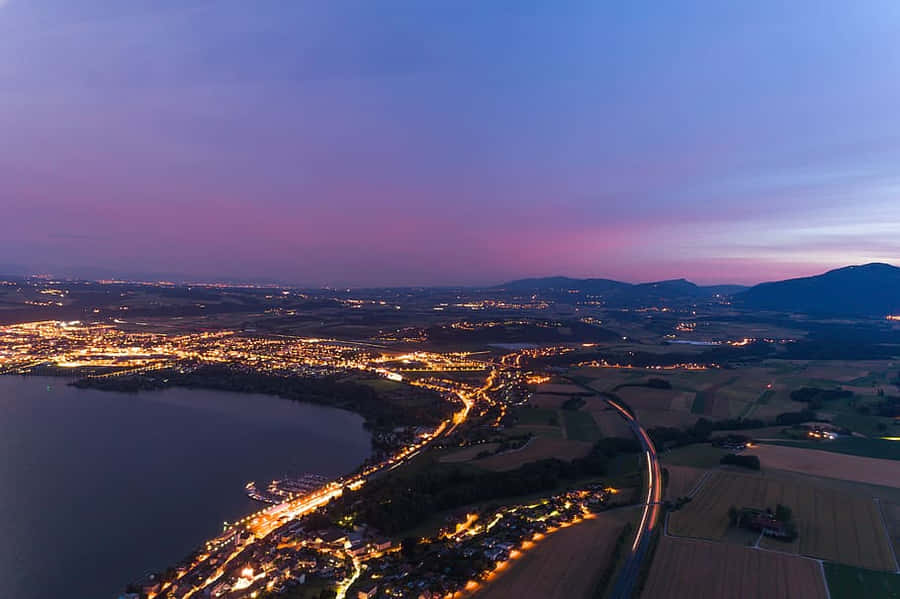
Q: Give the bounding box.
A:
[668,471,897,571]
[473,511,630,599]
[5,4,900,595]
[641,536,828,599]
[745,444,900,488]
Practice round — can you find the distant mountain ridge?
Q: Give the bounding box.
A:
[499,263,900,316]
[736,263,900,316]
[496,276,747,305]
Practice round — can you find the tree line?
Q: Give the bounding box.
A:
[326,437,641,535]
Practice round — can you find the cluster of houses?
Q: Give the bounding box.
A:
[311,526,394,558]
[731,506,797,540]
[198,530,349,599]
[710,434,753,451]
[371,426,435,456]
[203,540,339,599]
[125,480,614,599]
[125,518,395,599]
[349,485,610,599]
[804,425,839,440]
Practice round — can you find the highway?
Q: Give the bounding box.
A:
[605,396,663,599]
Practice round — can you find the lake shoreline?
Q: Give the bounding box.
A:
[0,375,372,599]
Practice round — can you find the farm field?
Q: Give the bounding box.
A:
[474,511,628,599]
[660,444,729,468]
[573,368,648,391]
[576,360,895,390]
[641,536,827,599]
[669,470,897,570]
[513,406,560,427]
[438,443,500,463]
[880,500,900,561]
[826,408,899,438]
[615,386,699,428]
[588,405,634,438]
[529,393,571,409]
[510,424,562,438]
[579,367,776,425]
[767,438,900,461]
[747,443,900,488]
[664,465,707,500]
[615,386,693,411]
[561,409,602,441]
[824,563,900,599]
[710,425,787,439]
[567,366,648,384]
[573,359,900,429]
[506,405,565,439]
[534,383,592,395]
[477,437,593,472]
[690,375,742,418]
[797,361,896,384]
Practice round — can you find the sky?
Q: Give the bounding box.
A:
[1,1,899,286]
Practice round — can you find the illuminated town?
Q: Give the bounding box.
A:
[6,3,900,598]
[0,318,521,598]
[0,313,652,599]
[2,272,899,599]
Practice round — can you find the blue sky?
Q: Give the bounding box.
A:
[1,1,898,285]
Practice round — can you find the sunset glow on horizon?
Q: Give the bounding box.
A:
[2,1,899,286]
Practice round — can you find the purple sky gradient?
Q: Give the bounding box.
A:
[2,1,899,286]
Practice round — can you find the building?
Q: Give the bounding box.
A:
[318,528,350,548]
[139,576,161,596]
[747,513,791,538]
[736,507,794,539]
[357,581,379,599]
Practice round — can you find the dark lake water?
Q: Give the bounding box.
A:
[0,376,371,599]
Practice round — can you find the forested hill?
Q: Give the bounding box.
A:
[737,263,900,316]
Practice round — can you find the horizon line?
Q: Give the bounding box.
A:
[4,261,896,290]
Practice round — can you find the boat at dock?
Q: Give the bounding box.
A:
[245,473,330,504]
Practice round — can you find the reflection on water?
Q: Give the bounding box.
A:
[0,376,371,599]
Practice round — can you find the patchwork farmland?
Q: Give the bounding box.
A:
[477,437,593,471]
[572,359,900,428]
[668,471,897,571]
[746,443,900,488]
[641,536,828,599]
[663,465,707,500]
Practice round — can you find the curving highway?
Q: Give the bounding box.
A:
[605,396,663,599]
